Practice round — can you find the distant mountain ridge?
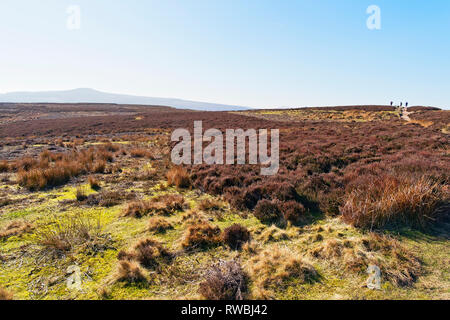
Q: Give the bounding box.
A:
[0,88,250,111]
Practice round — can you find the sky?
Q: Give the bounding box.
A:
[0,0,449,109]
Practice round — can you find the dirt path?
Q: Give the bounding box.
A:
[399,107,413,122]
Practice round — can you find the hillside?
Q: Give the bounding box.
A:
[0,89,250,112]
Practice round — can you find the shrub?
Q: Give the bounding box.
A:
[147,217,173,233]
[199,260,248,300]
[281,201,308,224]
[222,224,250,250]
[153,194,185,212]
[167,167,191,188]
[130,148,152,158]
[114,260,147,283]
[341,175,446,229]
[0,287,13,300]
[118,238,172,270]
[88,176,101,190]
[182,222,221,250]
[253,199,283,225]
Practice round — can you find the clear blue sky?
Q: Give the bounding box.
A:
[0,0,449,108]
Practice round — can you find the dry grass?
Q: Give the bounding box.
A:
[0,287,14,300]
[130,148,152,158]
[309,234,422,287]
[123,195,185,218]
[147,217,174,233]
[167,166,191,189]
[18,164,83,191]
[246,246,317,299]
[180,209,209,226]
[91,160,106,173]
[14,148,116,190]
[36,214,111,255]
[122,201,160,218]
[152,194,185,212]
[114,260,147,284]
[182,222,222,250]
[97,191,124,207]
[341,175,446,229]
[0,220,33,240]
[199,260,248,300]
[198,198,223,211]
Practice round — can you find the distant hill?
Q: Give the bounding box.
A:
[0,88,250,112]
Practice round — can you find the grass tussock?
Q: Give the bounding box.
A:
[246,246,318,299]
[76,187,87,201]
[198,198,224,211]
[37,214,112,255]
[15,148,116,190]
[88,176,101,190]
[180,209,209,226]
[118,238,173,270]
[341,175,446,229]
[122,201,157,218]
[199,260,248,300]
[114,260,147,284]
[122,194,185,218]
[182,222,222,250]
[147,217,174,233]
[0,220,33,240]
[152,194,186,212]
[167,166,191,189]
[309,234,422,287]
[97,191,125,207]
[254,225,290,244]
[130,148,152,158]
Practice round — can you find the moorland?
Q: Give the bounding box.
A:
[0,103,448,300]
